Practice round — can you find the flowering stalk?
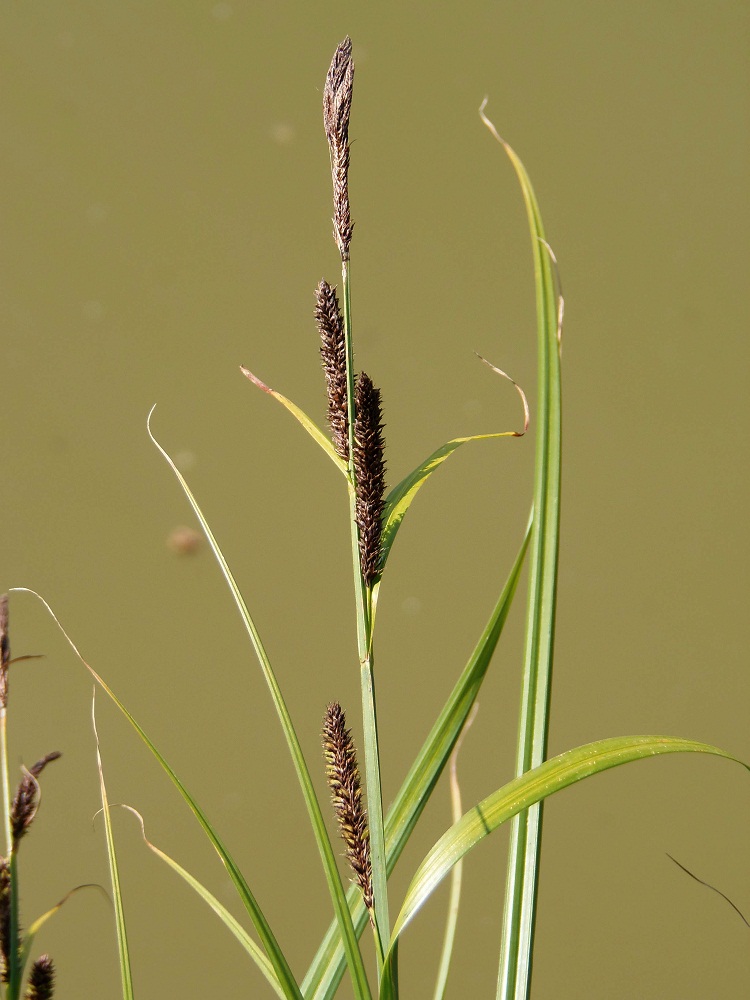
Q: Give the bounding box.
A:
[321,37,390,968]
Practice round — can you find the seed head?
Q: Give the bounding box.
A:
[322,702,373,914]
[314,279,349,461]
[323,37,355,261]
[0,594,10,709]
[24,955,55,1000]
[353,373,386,586]
[12,752,62,847]
[0,859,10,983]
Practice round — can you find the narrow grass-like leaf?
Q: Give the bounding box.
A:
[376,360,528,594]
[380,737,747,997]
[92,691,134,1000]
[240,367,348,476]
[302,514,531,999]
[17,885,101,989]
[378,433,517,583]
[432,705,477,1000]
[479,102,562,1000]
[121,805,286,999]
[145,415,371,999]
[12,589,303,1000]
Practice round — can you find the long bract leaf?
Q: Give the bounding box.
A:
[146,414,371,1000]
[479,103,562,1000]
[380,737,747,997]
[302,514,531,999]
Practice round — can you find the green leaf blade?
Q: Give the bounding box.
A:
[380,737,746,997]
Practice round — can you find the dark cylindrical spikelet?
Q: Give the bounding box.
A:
[322,702,373,914]
[314,279,349,461]
[24,955,55,1000]
[323,37,354,261]
[0,594,10,709]
[0,859,10,983]
[11,752,61,847]
[353,373,386,586]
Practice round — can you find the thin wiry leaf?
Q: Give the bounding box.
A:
[12,589,304,1000]
[145,412,371,998]
[121,806,287,999]
[92,691,134,1000]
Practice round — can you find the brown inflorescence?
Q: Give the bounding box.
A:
[24,954,55,1000]
[353,373,386,586]
[0,859,9,984]
[314,279,349,461]
[11,752,62,848]
[322,702,373,915]
[323,37,355,261]
[0,594,10,709]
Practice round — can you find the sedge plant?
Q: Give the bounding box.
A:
[9,36,746,1000]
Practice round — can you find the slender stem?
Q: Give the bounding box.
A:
[341,263,390,971]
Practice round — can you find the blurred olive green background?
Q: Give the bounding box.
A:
[2,3,748,998]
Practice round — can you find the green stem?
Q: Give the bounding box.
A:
[341,263,390,973]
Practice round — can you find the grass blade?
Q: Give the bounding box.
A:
[432,705,477,1000]
[240,367,348,476]
[13,589,304,1000]
[145,414,371,1000]
[122,806,287,999]
[18,885,102,987]
[380,737,747,997]
[479,102,562,1000]
[92,691,134,1000]
[302,514,531,999]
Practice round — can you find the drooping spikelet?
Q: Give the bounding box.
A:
[24,955,55,1000]
[0,594,10,709]
[322,703,373,915]
[11,752,62,847]
[314,279,349,460]
[323,37,355,261]
[353,373,386,586]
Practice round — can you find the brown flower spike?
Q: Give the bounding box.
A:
[323,37,355,261]
[24,955,55,1000]
[0,594,10,709]
[353,373,386,586]
[314,279,349,461]
[0,859,10,984]
[11,752,62,847]
[322,703,373,915]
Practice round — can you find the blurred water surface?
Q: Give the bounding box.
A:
[1,4,748,998]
